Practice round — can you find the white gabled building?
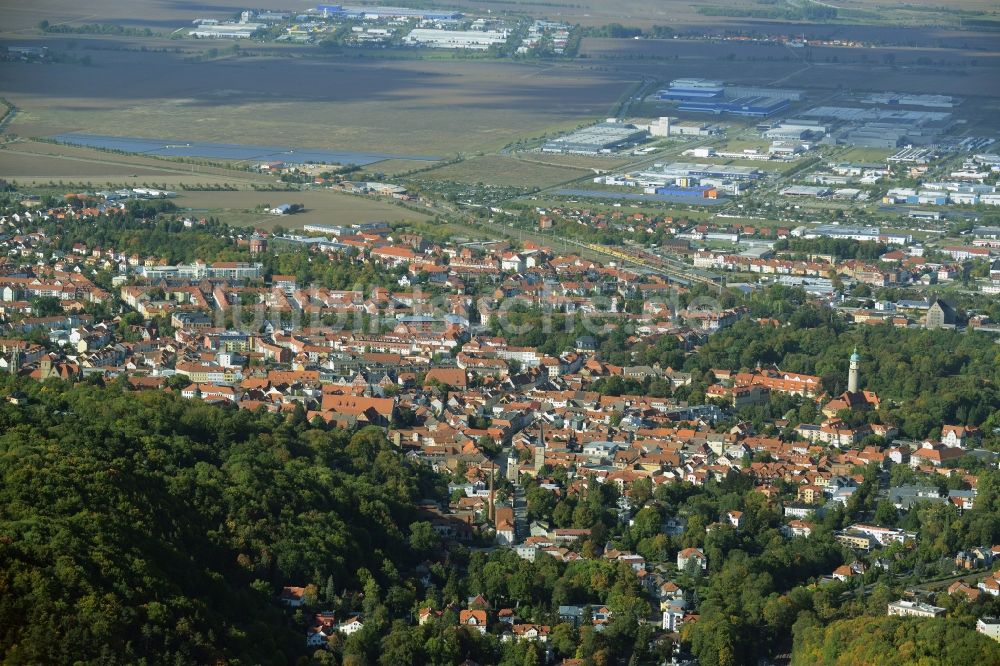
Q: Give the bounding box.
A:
[338,616,364,635]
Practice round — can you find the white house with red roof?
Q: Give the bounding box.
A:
[677,547,707,571]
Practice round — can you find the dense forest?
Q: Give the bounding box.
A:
[791,615,1000,665]
[0,376,442,664]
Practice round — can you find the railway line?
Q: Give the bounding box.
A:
[574,240,722,288]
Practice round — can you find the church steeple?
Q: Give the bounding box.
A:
[9,344,21,374]
[848,347,860,394]
[534,422,546,472]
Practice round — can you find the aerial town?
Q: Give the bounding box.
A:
[2,1,1000,665]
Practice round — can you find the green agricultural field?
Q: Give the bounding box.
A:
[581,38,1000,99]
[515,153,635,170]
[1,49,634,157]
[0,140,272,187]
[715,139,772,153]
[417,155,592,188]
[835,147,896,163]
[366,159,440,177]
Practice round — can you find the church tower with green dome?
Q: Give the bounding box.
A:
[848,347,860,394]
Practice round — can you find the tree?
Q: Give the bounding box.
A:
[30,295,63,316]
[874,500,898,527]
[325,575,336,603]
[550,623,577,657]
[630,505,661,541]
[630,477,653,507]
[686,611,737,666]
[379,620,422,665]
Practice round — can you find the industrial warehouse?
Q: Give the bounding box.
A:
[404,28,509,50]
[594,161,762,197]
[316,4,462,20]
[541,121,649,155]
[800,106,954,148]
[655,78,796,118]
[654,162,762,181]
[190,17,264,38]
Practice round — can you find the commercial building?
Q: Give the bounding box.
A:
[657,79,725,101]
[769,142,807,157]
[648,117,672,137]
[657,79,791,117]
[802,106,952,147]
[797,225,911,245]
[317,5,462,20]
[652,185,718,199]
[860,92,959,109]
[764,119,827,140]
[404,28,508,50]
[542,122,649,155]
[782,185,831,198]
[138,262,262,281]
[887,600,945,618]
[726,85,804,102]
[190,23,263,38]
[647,117,722,137]
[679,96,789,118]
[652,162,762,181]
[838,126,908,149]
[303,224,348,235]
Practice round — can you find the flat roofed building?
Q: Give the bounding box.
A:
[658,78,725,101]
[678,96,789,118]
[860,92,959,109]
[139,262,262,281]
[977,617,1000,641]
[887,600,945,618]
[642,162,761,182]
[726,85,804,101]
[836,532,874,550]
[542,122,649,155]
[318,4,462,20]
[404,28,508,50]
[782,185,831,197]
[190,23,263,38]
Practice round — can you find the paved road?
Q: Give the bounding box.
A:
[512,484,528,541]
[494,445,528,541]
[846,568,988,599]
[910,569,988,592]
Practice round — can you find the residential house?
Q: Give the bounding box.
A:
[677,547,707,572]
[280,586,306,607]
[459,609,489,634]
